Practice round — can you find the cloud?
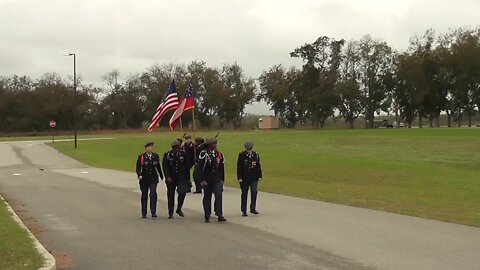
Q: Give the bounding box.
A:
[1,0,479,114]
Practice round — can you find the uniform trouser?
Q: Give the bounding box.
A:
[166,183,186,216]
[202,181,223,218]
[192,166,202,192]
[140,182,157,216]
[240,180,258,213]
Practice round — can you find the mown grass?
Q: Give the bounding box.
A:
[0,199,44,270]
[51,128,480,226]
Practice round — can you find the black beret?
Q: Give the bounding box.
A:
[184,135,192,139]
[205,138,218,145]
[144,141,154,147]
[171,140,180,147]
[195,137,204,143]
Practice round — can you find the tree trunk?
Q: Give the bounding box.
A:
[457,117,462,128]
[319,120,325,128]
[348,119,354,129]
[468,113,472,127]
[367,112,374,129]
[429,113,440,128]
[418,115,423,128]
[394,105,400,128]
[407,121,412,128]
[446,111,451,128]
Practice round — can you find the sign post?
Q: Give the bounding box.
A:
[49,120,56,143]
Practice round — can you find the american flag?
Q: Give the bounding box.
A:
[148,80,179,132]
[169,83,195,130]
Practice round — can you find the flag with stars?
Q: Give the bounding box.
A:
[148,80,179,132]
[169,83,195,130]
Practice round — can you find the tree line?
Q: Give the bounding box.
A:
[1,26,479,133]
[0,62,255,132]
[261,27,480,129]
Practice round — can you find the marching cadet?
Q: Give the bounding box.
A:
[162,140,190,219]
[182,135,195,192]
[237,141,262,216]
[192,137,205,193]
[136,142,163,219]
[196,138,227,223]
[183,135,195,169]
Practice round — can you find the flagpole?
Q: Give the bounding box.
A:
[179,116,183,136]
[192,107,197,159]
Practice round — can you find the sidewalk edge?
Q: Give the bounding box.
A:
[1,195,56,270]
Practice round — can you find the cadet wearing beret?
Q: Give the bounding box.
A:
[237,141,262,216]
[162,140,190,219]
[195,138,227,223]
[136,142,163,218]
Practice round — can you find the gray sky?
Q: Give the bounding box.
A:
[1,0,479,114]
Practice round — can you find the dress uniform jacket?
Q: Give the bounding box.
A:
[136,152,163,183]
[183,142,195,169]
[196,149,225,184]
[162,149,190,194]
[237,151,262,182]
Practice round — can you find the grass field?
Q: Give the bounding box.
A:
[51,129,480,226]
[0,199,43,270]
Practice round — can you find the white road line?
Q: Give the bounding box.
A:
[12,173,22,176]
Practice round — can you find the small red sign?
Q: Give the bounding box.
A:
[49,120,56,128]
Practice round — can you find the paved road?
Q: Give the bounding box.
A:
[1,141,479,270]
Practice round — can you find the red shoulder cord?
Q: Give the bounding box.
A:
[140,153,145,166]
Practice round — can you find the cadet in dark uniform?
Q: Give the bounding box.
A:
[196,138,227,223]
[192,137,205,193]
[162,140,190,219]
[182,135,195,192]
[183,135,195,169]
[136,142,163,218]
[237,141,262,216]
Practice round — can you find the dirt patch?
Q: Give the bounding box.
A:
[51,250,75,269]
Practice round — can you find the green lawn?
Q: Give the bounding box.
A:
[51,129,480,226]
[0,199,44,270]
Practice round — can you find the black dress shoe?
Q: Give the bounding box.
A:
[250,210,259,215]
[176,209,184,217]
[194,191,202,194]
[242,213,248,217]
[152,214,157,218]
[142,216,147,219]
[168,215,173,219]
[204,218,210,223]
[218,216,227,222]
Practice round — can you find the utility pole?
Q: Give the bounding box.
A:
[66,53,77,149]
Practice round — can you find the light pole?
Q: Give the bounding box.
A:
[66,53,77,149]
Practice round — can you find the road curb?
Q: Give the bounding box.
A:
[1,195,56,270]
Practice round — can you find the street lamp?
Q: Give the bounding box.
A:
[65,53,77,149]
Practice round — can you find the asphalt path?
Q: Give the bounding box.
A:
[0,140,479,270]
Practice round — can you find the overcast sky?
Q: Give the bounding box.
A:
[1,0,479,114]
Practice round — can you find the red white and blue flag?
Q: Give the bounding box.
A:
[169,83,195,130]
[148,80,179,132]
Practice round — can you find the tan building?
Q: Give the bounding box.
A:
[258,116,280,130]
